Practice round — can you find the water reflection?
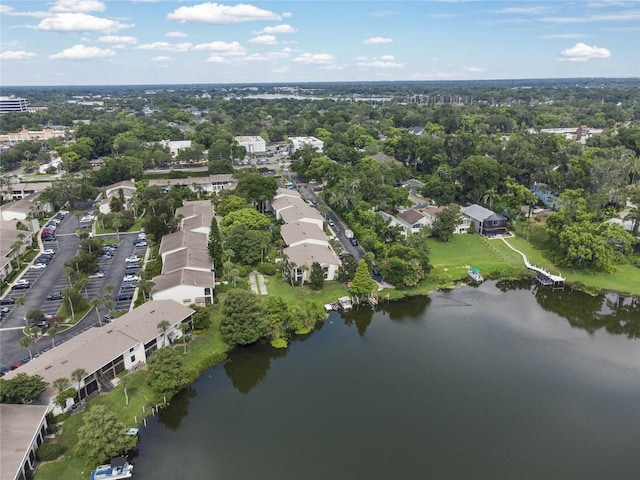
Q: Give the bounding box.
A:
[224,342,288,394]
[158,386,196,431]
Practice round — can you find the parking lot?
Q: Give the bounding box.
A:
[0,212,148,371]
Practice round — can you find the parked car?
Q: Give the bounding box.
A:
[41,235,56,241]
[103,314,115,323]
[0,367,11,376]
[0,297,16,305]
[12,281,30,290]
[89,270,105,279]
[115,292,133,301]
[104,243,119,249]
[120,282,137,290]
[0,307,10,315]
[126,255,140,263]
[42,249,56,256]
[133,239,147,247]
[30,263,47,270]
[123,275,139,282]
[10,362,23,370]
[47,291,63,301]
[100,253,113,260]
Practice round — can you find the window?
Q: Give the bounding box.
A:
[130,356,136,363]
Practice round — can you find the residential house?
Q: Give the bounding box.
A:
[283,243,341,284]
[377,208,433,237]
[423,206,471,234]
[530,182,558,209]
[97,179,137,214]
[462,204,509,236]
[2,182,51,202]
[270,188,325,229]
[158,230,208,262]
[0,193,50,221]
[150,269,214,306]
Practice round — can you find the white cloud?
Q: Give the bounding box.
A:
[50,0,105,13]
[165,31,188,38]
[292,53,335,65]
[0,50,38,60]
[559,42,611,61]
[357,55,404,69]
[250,35,277,45]
[205,55,228,63]
[243,50,290,62]
[364,36,392,44]
[167,2,281,24]
[36,13,131,33]
[49,44,115,60]
[136,42,192,52]
[466,66,486,73]
[282,12,292,18]
[256,24,297,34]
[98,35,137,45]
[193,41,245,55]
[151,56,174,62]
[0,4,49,17]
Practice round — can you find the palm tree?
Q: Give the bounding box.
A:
[52,377,69,393]
[62,287,76,321]
[63,266,75,287]
[157,320,170,347]
[90,298,102,326]
[19,335,34,360]
[136,279,155,302]
[74,274,90,299]
[102,293,115,314]
[71,368,87,400]
[112,213,123,240]
[178,322,190,354]
[10,241,23,268]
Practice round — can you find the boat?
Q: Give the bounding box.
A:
[90,457,133,480]
[467,268,484,283]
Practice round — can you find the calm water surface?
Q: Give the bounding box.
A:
[133,281,640,480]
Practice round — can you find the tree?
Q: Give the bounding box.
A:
[19,335,34,360]
[350,259,377,300]
[234,174,277,213]
[71,368,87,400]
[147,347,192,396]
[208,216,223,274]
[431,204,463,242]
[309,261,325,290]
[0,373,47,404]
[90,298,103,326]
[157,320,171,347]
[74,405,137,465]
[178,322,190,354]
[221,289,268,346]
[52,377,70,393]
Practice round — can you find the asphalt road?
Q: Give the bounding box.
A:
[0,214,147,369]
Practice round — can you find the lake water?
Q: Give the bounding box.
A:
[133,281,640,480]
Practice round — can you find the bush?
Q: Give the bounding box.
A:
[257,262,277,276]
[36,442,66,462]
[239,265,253,277]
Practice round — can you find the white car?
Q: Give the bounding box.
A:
[123,275,139,282]
[125,256,140,263]
[42,249,56,256]
[30,263,47,270]
[16,279,30,285]
[89,271,105,279]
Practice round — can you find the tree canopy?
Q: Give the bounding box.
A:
[221,289,268,346]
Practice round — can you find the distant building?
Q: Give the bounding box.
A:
[0,128,65,145]
[159,140,192,158]
[0,96,29,114]
[528,125,603,144]
[234,135,266,154]
[97,180,137,214]
[289,136,324,154]
[148,174,236,195]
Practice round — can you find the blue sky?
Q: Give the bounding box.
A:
[1,0,639,86]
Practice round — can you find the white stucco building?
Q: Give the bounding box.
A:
[234,135,266,154]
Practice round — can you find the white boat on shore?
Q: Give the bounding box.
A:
[468,268,484,283]
[90,457,133,480]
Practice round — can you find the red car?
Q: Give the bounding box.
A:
[10,362,23,370]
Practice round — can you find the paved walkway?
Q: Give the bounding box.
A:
[500,238,564,281]
[248,273,268,295]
